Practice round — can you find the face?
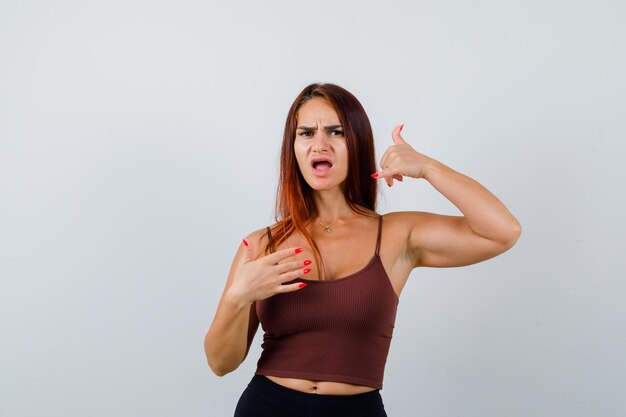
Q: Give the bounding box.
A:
[294,98,349,191]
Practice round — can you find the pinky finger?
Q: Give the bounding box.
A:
[277,282,308,293]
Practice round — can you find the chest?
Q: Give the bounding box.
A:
[256,258,398,336]
[283,228,380,281]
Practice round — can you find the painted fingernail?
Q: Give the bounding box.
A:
[299,283,308,288]
[242,239,249,246]
[295,248,304,254]
[387,182,392,187]
[400,123,404,132]
[398,177,403,182]
[304,260,312,266]
[371,173,379,178]
[303,268,311,274]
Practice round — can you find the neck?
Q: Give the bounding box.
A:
[312,188,351,221]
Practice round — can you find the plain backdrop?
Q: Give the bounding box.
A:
[1,1,624,416]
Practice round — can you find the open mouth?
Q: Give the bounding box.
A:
[312,161,333,170]
[311,158,333,175]
[311,156,333,177]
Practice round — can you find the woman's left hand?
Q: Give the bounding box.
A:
[371,124,435,186]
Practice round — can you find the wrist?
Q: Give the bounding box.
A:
[224,288,253,312]
[423,158,443,181]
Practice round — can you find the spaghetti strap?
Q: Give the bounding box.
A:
[266,226,276,254]
[375,215,383,256]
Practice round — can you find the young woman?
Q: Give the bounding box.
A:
[204,83,522,416]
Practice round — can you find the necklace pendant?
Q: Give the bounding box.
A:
[323,225,332,233]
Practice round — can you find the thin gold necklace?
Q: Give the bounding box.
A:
[317,209,350,233]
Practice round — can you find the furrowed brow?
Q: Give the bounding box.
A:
[297,125,343,130]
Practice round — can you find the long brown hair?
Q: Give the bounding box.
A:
[263,83,378,279]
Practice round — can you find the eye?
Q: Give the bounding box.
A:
[298,131,313,137]
[331,130,344,136]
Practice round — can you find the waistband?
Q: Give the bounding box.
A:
[246,374,385,416]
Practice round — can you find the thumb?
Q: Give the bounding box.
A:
[241,238,254,263]
[392,123,406,145]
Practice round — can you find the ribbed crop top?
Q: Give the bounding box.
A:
[254,215,399,390]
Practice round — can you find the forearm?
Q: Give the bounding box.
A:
[204,292,253,376]
[424,159,522,243]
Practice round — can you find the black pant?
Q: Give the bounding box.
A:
[234,374,388,417]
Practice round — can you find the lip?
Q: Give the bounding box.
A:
[310,157,334,177]
[310,156,334,166]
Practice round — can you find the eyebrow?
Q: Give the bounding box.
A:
[296,125,343,131]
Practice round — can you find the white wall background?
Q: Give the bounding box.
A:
[1,1,624,416]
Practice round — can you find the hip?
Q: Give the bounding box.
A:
[234,374,387,417]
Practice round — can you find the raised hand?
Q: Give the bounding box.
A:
[371,124,435,186]
[226,239,311,305]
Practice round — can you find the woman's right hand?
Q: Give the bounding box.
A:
[226,238,311,306]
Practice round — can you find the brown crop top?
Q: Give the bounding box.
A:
[254,215,399,390]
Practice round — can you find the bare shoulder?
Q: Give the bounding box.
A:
[382,210,468,267]
[380,211,426,256]
[383,210,459,234]
[382,210,427,224]
[381,211,427,238]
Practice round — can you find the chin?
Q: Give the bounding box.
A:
[301,169,348,191]
[306,179,346,192]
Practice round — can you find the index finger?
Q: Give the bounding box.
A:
[263,247,304,265]
[379,146,393,173]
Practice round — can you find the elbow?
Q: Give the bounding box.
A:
[502,223,522,248]
[204,335,230,377]
[209,364,229,377]
[207,359,234,377]
[206,353,240,377]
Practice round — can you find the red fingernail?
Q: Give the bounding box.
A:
[400,123,404,132]
[299,283,308,288]
[304,260,312,266]
[303,268,311,274]
[242,239,249,246]
[295,248,304,254]
[371,173,379,178]
[387,182,392,187]
[398,177,403,182]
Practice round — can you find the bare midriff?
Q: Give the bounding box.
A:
[264,375,377,395]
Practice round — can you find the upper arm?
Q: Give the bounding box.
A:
[404,211,520,268]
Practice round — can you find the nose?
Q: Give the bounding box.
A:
[311,131,330,153]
